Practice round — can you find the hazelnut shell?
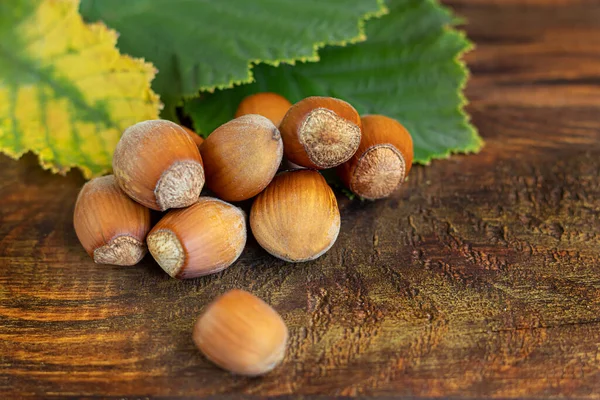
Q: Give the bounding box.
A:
[337,114,413,200]
[73,175,151,266]
[193,289,288,376]
[235,92,292,126]
[146,197,247,279]
[113,119,205,211]
[279,96,362,169]
[201,115,283,202]
[250,169,340,262]
[181,125,204,148]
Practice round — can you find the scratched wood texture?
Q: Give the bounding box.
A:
[2,0,600,398]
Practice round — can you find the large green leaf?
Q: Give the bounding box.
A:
[184,0,482,163]
[80,0,387,119]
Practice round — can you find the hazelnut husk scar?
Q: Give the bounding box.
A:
[147,197,247,279]
[113,119,205,211]
[73,175,151,266]
[338,114,414,200]
[279,96,362,169]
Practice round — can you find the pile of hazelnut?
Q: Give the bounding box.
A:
[73,93,413,376]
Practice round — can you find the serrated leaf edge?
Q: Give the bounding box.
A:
[415,0,483,165]
[0,3,162,179]
[180,0,389,102]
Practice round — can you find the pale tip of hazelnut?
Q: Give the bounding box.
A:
[93,235,147,266]
[269,220,340,263]
[264,339,288,373]
[245,336,288,376]
[299,108,361,168]
[146,229,185,278]
[155,160,204,211]
[351,144,406,200]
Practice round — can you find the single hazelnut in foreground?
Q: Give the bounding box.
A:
[146,197,246,279]
[337,115,414,200]
[201,115,283,201]
[235,92,292,126]
[113,119,205,211]
[193,289,288,376]
[181,125,204,148]
[73,175,151,266]
[250,169,340,262]
[279,96,362,169]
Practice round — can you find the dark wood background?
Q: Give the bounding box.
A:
[2,0,600,398]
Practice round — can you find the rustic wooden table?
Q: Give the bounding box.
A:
[2,0,600,398]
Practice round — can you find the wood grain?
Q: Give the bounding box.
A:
[2,0,600,397]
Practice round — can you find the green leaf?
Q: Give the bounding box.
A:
[184,0,482,164]
[0,0,161,179]
[79,0,388,119]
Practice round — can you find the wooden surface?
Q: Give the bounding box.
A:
[2,0,600,398]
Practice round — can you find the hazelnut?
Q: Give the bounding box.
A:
[235,92,292,126]
[250,169,340,262]
[180,125,204,148]
[279,96,362,169]
[73,175,150,266]
[113,119,205,211]
[146,197,246,279]
[201,115,283,202]
[337,115,414,199]
[193,289,288,376]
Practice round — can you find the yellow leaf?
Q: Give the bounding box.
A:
[0,0,162,178]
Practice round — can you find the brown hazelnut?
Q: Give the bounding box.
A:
[180,125,204,148]
[201,114,283,202]
[250,169,340,262]
[113,119,205,211]
[337,115,414,199]
[146,197,246,279]
[279,96,362,169]
[235,92,292,126]
[193,289,288,376]
[73,175,150,265]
